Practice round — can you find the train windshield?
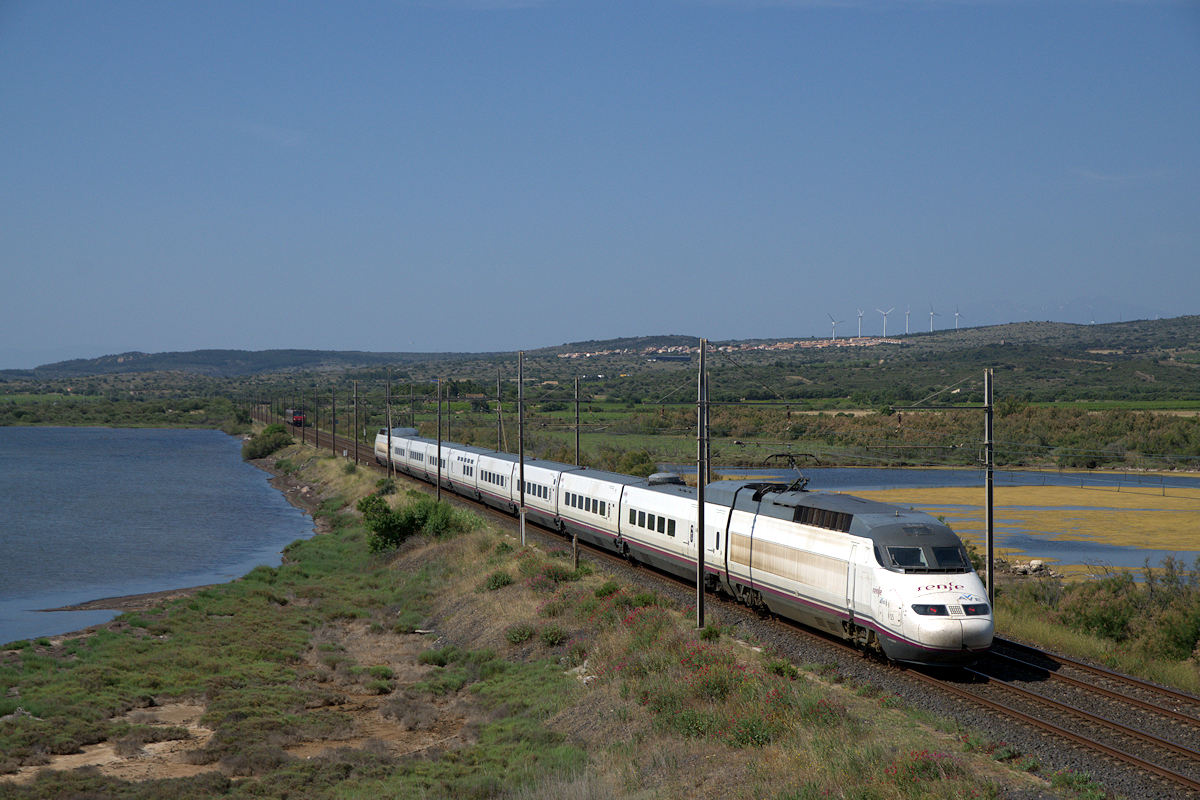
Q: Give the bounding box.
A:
[886,547,927,568]
[884,545,972,573]
[932,546,971,570]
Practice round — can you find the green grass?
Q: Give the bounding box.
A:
[0,442,1121,798]
[1029,399,1200,411]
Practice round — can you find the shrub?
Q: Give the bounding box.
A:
[540,625,569,647]
[595,581,620,599]
[1056,572,1140,641]
[505,623,535,645]
[242,429,293,460]
[358,495,477,553]
[767,659,799,680]
[485,571,514,591]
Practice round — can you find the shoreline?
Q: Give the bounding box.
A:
[37,585,219,614]
[19,452,323,640]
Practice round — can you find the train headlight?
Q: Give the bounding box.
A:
[910,604,949,616]
[962,603,990,616]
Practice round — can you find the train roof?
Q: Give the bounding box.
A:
[705,479,964,550]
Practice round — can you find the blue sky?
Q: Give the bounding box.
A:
[2,1,1198,369]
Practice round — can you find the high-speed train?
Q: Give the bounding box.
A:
[374,427,993,664]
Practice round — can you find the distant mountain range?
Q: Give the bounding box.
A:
[3,317,1198,381]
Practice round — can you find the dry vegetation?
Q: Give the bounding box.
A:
[0,443,1106,799]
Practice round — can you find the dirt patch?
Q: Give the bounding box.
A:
[294,620,471,760]
[5,701,214,785]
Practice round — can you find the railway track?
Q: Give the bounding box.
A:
[253,408,1200,796]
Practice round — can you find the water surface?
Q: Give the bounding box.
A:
[0,427,311,643]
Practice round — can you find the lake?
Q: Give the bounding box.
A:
[0,427,312,644]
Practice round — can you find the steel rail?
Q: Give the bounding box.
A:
[964,666,1200,763]
[907,669,1200,794]
[988,650,1200,728]
[995,637,1200,710]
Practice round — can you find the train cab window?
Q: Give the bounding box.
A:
[667,519,676,537]
[886,546,928,569]
[932,546,970,570]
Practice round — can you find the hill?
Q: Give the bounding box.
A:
[3,317,1199,405]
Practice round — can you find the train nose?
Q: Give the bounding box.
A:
[960,617,993,649]
[916,617,964,649]
[916,617,993,650]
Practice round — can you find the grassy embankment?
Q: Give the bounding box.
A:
[0,440,1100,800]
[856,485,1200,693]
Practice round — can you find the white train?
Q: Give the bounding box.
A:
[374,428,993,664]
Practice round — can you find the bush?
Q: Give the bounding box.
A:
[485,571,513,591]
[505,623,534,645]
[1056,572,1140,641]
[358,495,478,553]
[595,581,620,599]
[540,625,569,647]
[242,429,293,460]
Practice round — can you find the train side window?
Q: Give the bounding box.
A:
[629,508,636,524]
[656,516,665,534]
[599,501,605,516]
[667,519,675,537]
[637,511,646,528]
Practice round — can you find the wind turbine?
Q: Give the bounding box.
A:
[929,304,940,333]
[827,313,844,342]
[954,307,963,330]
[876,307,894,337]
[856,308,864,338]
[905,306,911,335]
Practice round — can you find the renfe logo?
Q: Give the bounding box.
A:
[916,583,965,593]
